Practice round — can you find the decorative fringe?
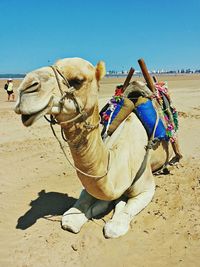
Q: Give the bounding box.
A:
[153,82,179,142]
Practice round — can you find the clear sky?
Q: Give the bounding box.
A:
[0,0,199,73]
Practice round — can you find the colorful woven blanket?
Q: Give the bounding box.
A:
[101,85,124,129]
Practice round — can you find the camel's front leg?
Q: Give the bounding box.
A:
[104,168,155,238]
[62,189,110,233]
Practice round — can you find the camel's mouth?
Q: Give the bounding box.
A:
[21,97,53,127]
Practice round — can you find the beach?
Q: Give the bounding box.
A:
[0,75,200,267]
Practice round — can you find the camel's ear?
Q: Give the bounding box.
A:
[95,61,106,81]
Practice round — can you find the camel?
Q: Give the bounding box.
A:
[15,57,173,238]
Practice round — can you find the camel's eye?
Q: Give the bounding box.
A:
[68,78,85,89]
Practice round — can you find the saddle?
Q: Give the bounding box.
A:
[100,81,178,143]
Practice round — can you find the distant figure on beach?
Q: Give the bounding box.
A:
[4,79,15,101]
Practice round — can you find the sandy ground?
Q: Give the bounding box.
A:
[0,75,200,267]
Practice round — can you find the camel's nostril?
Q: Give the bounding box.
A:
[24,82,40,93]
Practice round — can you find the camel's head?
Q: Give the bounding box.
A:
[15,57,106,126]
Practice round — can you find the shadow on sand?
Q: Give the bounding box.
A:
[16,189,77,230]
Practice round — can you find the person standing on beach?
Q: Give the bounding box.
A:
[4,79,15,101]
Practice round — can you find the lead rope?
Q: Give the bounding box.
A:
[49,121,111,180]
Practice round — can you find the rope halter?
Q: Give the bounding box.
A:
[50,65,87,124]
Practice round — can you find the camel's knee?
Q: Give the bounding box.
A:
[104,170,155,239]
[124,186,155,218]
[104,188,155,238]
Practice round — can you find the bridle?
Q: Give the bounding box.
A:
[49,65,88,126]
[44,65,110,179]
[45,65,100,131]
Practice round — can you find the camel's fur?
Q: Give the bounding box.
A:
[15,57,172,238]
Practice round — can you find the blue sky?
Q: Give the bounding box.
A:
[0,0,199,73]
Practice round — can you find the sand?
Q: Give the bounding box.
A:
[0,75,200,267]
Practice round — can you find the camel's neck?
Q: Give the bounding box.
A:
[62,104,109,178]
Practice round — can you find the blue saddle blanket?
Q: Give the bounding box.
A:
[135,99,168,140]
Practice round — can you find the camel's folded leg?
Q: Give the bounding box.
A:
[104,167,155,238]
[62,189,110,233]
